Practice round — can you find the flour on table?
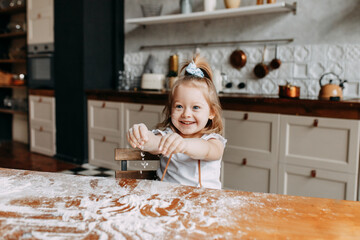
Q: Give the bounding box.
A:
[0,169,266,239]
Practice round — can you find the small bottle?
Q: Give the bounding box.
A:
[167,54,179,89]
[180,0,192,14]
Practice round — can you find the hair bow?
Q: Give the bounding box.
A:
[185,61,204,78]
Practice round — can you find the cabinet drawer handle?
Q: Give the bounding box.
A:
[39,126,43,132]
[102,102,106,108]
[243,113,248,120]
[102,136,106,142]
[38,98,42,103]
[37,13,41,19]
[310,170,316,178]
[313,119,318,127]
[139,105,144,112]
[242,158,247,165]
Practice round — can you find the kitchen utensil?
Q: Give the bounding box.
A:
[270,45,281,70]
[224,0,241,8]
[318,72,347,101]
[230,49,247,69]
[253,46,269,79]
[279,82,300,98]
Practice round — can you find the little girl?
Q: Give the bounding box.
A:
[127,55,226,189]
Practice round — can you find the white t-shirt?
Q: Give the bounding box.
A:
[153,128,227,189]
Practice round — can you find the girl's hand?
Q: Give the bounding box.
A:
[159,133,187,157]
[127,123,150,149]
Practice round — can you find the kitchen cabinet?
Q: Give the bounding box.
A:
[222,110,279,193]
[278,115,360,200]
[27,0,54,45]
[0,4,27,142]
[222,111,360,200]
[126,2,296,25]
[88,100,164,170]
[29,95,56,156]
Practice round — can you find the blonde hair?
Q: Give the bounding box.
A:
[158,55,223,135]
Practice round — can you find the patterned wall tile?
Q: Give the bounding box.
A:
[325,61,345,78]
[308,62,326,79]
[261,79,278,95]
[125,43,360,98]
[294,45,311,63]
[346,44,360,62]
[279,46,294,62]
[307,79,321,97]
[311,45,327,62]
[293,63,308,79]
[343,81,359,98]
[327,45,346,62]
[345,62,360,80]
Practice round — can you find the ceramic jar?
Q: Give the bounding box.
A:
[224,0,241,8]
[204,0,217,12]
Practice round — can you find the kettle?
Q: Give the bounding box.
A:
[318,72,347,101]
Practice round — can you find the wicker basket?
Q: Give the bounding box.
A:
[0,71,13,85]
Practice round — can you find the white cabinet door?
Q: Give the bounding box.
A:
[88,100,124,169]
[30,121,56,156]
[88,101,164,170]
[88,100,124,138]
[222,110,280,193]
[29,95,55,128]
[278,163,357,200]
[29,95,56,156]
[27,0,54,44]
[279,115,360,173]
[123,103,164,146]
[88,133,122,170]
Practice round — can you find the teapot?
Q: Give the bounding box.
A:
[318,72,347,101]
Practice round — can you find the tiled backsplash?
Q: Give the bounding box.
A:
[124,43,360,98]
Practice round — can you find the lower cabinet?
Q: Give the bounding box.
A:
[279,164,356,200]
[222,110,279,193]
[222,110,360,201]
[278,115,360,200]
[87,100,164,170]
[29,95,56,156]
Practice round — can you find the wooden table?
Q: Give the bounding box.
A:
[1,168,360,239]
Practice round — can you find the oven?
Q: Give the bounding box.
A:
[27,43,54,89]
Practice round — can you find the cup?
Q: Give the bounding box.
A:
[204,0,216,12]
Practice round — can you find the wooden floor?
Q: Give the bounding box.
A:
[0,141,79,172]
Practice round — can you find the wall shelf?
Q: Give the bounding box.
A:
[0,31,26,39]
[126,2,296,25]
[0,6,26,15]
[0,59,26,63]
[0,84,26,89]
[0,108,27,116]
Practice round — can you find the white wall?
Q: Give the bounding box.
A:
[124,0,360,98]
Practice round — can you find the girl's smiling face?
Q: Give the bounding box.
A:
[171,84,214,138]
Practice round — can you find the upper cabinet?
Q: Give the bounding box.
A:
[126,2,296,25]
[27,0,53,45]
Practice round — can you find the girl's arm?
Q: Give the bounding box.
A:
[127,123,162,155]
[159,133,224,161]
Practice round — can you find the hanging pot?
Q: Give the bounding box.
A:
[230,49,247,69]
[270,45,281,70]
[254,46,269,79]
